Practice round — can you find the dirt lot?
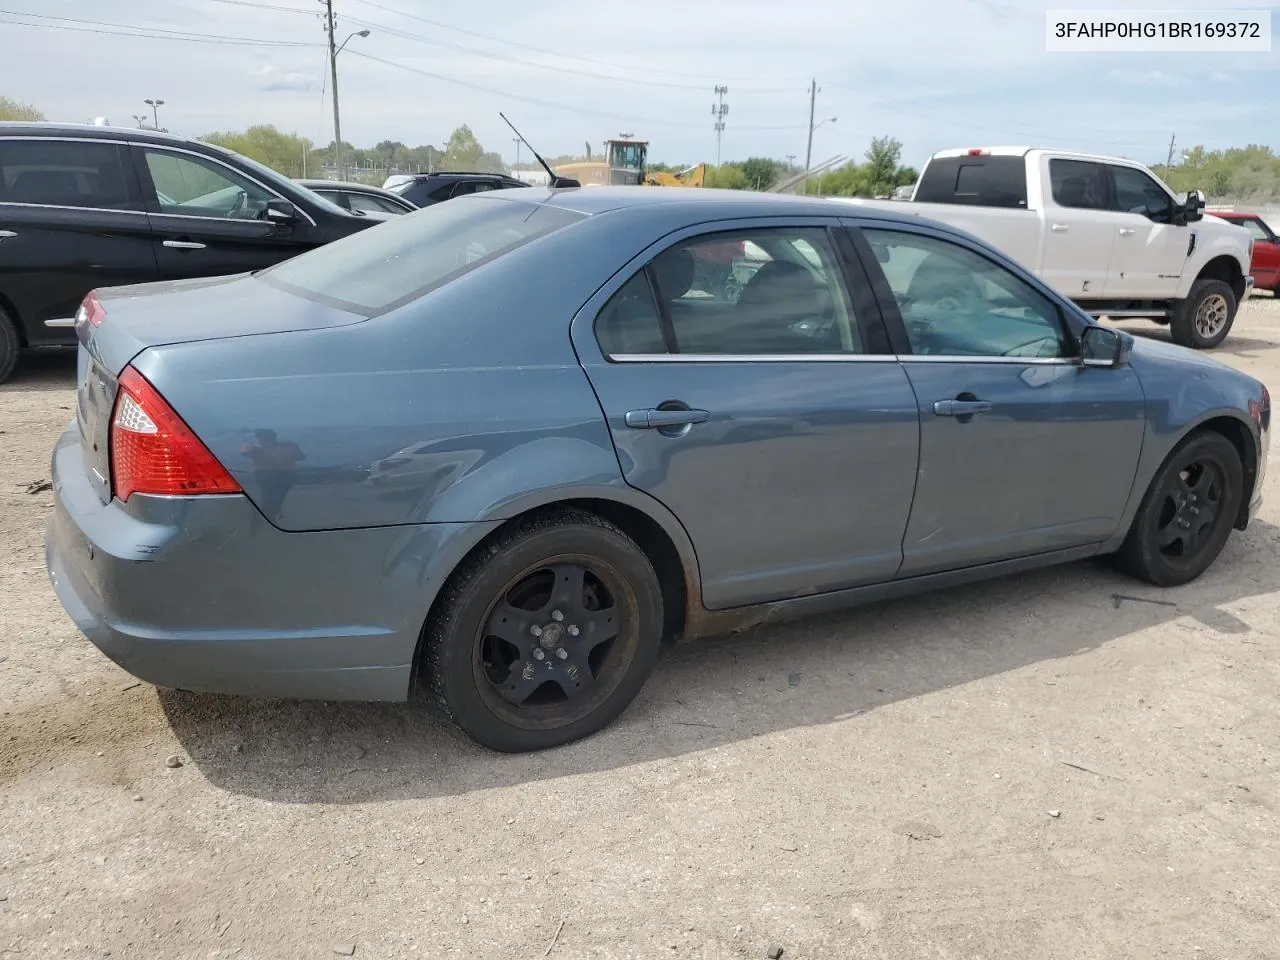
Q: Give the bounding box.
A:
[3,302,1280,960]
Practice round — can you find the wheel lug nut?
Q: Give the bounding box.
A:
[531,625,542,637]
[533,649,545,660]
[551,610,564,622]
[567,625,580,637]
[555,648,568,660]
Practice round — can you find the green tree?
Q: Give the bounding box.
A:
[443,125,484,170]
[705,163,748,189]
[740,157,783,191]
[201,125,313,178]
[863,136,902,196]
[0,96,43,121]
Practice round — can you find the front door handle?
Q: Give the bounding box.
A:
[624,407,711,429]
[0,230,16,240]
[1050,223,1068,233]
[163,239,206,250]
[1119,227,1136,237]
[933,399,993,417]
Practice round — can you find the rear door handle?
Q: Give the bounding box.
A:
[624,408,711,429]
[1119,227,1136,237]
[933,399,993,417]
[162,239,206,250]
[1050,223,1068,233]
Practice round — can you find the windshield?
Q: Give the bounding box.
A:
[258,195,584,315]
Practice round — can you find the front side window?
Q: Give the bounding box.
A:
[1110,165,1174,223]
[1240,217,1273,242]
[260,195,583,314]
[0,139,139,211]
[1049,158,1108,211]
[348,192,409,215]
[143,149,275,220]
[864,228,1071,359]
[595,227,863,357]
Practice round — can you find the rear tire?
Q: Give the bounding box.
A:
[424,508,664,752]
[0,308,20,386]
[1169,279,1236,349]
[1113,431,1243,587]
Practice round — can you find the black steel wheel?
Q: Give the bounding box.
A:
[1113,431,1243,587]
[425,508,663,752]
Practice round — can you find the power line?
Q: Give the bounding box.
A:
[0,10,320,45]
[340,11,782,93]
[347,49,805,133]
[347,0,789,87]
[207,0,318,14]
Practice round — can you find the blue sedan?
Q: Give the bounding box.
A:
[46,187,1271,752]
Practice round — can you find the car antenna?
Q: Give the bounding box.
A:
[499,112,579,189]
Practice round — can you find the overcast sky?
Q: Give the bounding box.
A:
[0,0,1275,169]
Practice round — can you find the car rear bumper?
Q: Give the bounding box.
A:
[45,424,497,702]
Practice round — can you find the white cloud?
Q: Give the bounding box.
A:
[252,64,320,93]
[1209,71,1238,84]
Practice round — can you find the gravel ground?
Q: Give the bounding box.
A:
[2,300,1279,959]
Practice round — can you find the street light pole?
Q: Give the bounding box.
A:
[322,0,369,181]
[144,98,164,130]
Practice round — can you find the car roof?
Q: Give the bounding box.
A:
[498,185,895,219]
[405,171,519,181]
[0,121,212,149]
[298,179,393,192]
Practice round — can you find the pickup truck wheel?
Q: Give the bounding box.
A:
[0,308,21,386]
[1169,279,1236,349]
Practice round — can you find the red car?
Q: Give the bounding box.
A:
[1215,211,1280,293]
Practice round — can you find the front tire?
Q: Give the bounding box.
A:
[1113,431,1243,587]
[424,509,664,752]
[1169,279,1236,349]
[0,308,20,385]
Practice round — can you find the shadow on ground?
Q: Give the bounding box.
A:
[159,519,1280,805]
[0,347,77,393]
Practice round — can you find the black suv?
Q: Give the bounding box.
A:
[0,123,383,383]
[383,171,530,208]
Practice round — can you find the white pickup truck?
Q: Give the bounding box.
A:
[836,147,1255,349]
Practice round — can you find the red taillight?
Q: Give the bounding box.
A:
[110,366,242,501]
[77,292,106,327]
[967,148,984,156]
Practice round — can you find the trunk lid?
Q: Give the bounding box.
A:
[75,272,365,504]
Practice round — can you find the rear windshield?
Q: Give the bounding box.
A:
[914,155,1028,209]
[258,196,584,314]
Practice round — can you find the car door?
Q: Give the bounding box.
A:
[1236,216,1280,290]
[851,221,1146,578]
[0,136,158,344]
[133,145,318,279]
[571,218,921,610]
[1039,157,1118,297]
[1103,163,1187,299]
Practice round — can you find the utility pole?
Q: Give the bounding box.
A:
[1164,133,1177,178]
[804,79,817,180]
[513,137,522,170]
[785,154,796,172]
[712,85,729,167]
[322,0,342,180]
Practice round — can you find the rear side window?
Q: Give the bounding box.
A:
[1049,159,1109,210]
[0,138,140,211]
[914,155,1027,209]
[259,195,583,314]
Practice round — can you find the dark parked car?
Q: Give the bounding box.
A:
[46,188,1270,753]
[0,122,382,383]
[296,178,418,216]
[382,171,529,208]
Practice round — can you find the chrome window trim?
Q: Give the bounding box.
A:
[139,144,319,227]
[606,352,1078,365]
[0,200,148,215]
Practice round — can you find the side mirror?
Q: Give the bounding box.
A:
[1182,189,1206,223]
[264,198,298,224]
[1080,325,1133,368]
